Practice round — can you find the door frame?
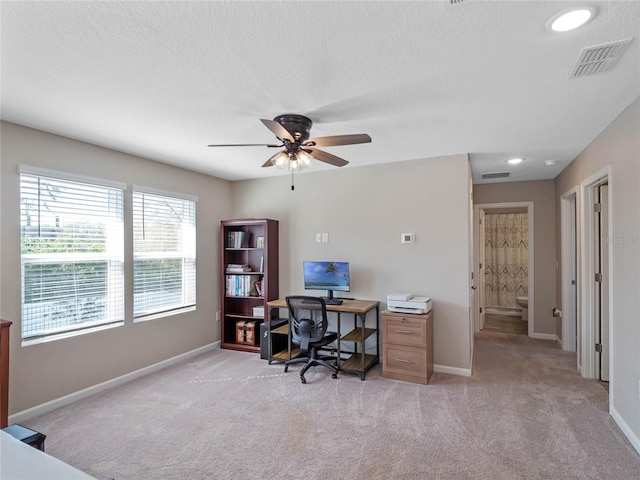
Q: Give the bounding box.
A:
[473,202,534,337]
[598,183,610,382]
[560,187,579,357]
[578,165,613,392]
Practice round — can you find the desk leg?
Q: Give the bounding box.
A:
[336,312,341,370]
[360,312,366,380]
[375,306,380,365]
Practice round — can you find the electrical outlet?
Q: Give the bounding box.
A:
[215,311,221,322]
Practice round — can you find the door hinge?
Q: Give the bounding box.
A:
[480,307,483,313]
[571,280,576,285]
[479,262,483,269]
[594,203,602,213]
[595,273,603,282]
[595,343,603,353]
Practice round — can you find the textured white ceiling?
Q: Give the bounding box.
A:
[1,1,639,183]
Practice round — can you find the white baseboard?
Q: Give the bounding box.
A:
[530,332,557,341]
[434,364,472,377]
[9,341,220,425]
[611,406,640,456]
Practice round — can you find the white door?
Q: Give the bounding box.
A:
[599,184,610,382]
[570,196,578,352]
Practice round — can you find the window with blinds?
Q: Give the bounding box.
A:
[20,170,125,341]
[132,190,196,320]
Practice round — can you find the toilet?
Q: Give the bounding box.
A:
[516,296,528,322]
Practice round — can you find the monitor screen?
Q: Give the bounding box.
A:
[303,261,350,293]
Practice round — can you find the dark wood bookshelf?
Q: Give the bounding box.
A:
[220,219,279,352]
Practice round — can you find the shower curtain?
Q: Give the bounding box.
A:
[484,212,528,309]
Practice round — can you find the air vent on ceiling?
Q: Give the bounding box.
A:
[569,38,633,79]
[482,172,511,180]
[448,0,466,4]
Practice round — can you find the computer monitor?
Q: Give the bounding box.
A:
[303,261,350,305]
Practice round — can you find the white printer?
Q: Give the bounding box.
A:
[387,293,432,314]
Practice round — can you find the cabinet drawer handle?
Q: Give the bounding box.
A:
[395,330,412,334]
[396,358,413,363]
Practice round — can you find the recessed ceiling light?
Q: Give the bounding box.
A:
[508,158,523,165]
[547,7,596,32]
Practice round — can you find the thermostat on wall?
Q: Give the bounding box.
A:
[401,233,415,244]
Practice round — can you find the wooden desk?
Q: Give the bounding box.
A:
[1,319,12,429]
[267,298,379,380]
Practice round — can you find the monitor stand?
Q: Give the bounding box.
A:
[322,290,343,306]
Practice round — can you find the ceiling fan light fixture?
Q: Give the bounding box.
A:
[289,156,303,172]
[296,150,314,168]
[508,158,523,165]
[270,151,289,169]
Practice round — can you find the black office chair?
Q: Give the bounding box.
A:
[284,296,339,384]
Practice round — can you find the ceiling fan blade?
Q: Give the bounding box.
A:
[305,133,371,147]
[261,158,275,167]
[260,119,295,142]
[306,148,349,167]
[207,143,281,147]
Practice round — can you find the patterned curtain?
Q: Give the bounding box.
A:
[484,213,528,309]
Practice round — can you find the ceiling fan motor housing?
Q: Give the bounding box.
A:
[273,114,312,142]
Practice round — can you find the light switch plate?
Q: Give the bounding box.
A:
[322,233,329,243]
[315,233,322,243]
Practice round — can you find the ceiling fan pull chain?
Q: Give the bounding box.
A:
[291,170,295,191]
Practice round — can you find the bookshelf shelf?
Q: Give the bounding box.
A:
[220,219,279,352]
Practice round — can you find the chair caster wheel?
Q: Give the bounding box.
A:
[332,373,338,379]
[284,366,288,373]
[300,376,306,384]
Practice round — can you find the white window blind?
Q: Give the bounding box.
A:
[20,172,125,341]
[132,190,196,320]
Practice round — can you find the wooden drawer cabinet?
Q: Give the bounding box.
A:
[382,310,433,385]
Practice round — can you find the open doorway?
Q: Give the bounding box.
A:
[474,202,534,337]
[560,188,579,360]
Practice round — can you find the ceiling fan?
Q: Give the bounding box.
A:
[208,114,371,189]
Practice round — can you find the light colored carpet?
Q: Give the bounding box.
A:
[25,332,640,480]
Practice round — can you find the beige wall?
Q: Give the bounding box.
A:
[230,154,473,372]
[555,97,640,448]
[0,121,231,413]
[473,180,557,337]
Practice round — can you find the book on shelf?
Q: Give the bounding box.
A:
[226,263,252,272]
[227,231,250,248]
[254,279,263,297]
[226,274,262,297]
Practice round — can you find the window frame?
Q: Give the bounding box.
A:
[131,186,197,322]
[19,165,126,345]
